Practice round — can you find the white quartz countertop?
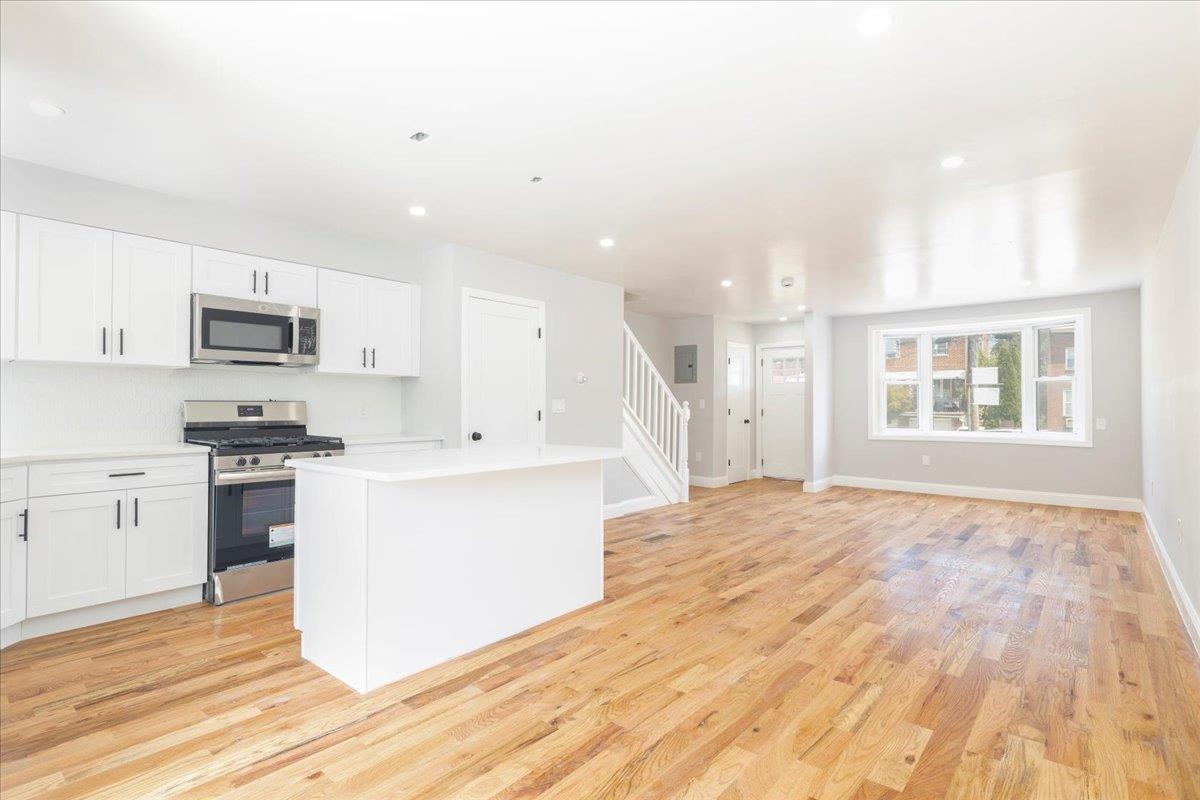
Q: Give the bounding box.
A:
[0,442,210,466]
[291,444,624,482]
[337,432,445,446]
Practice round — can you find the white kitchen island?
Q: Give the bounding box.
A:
[291,444,622,693]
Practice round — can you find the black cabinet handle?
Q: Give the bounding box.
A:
[252,269,257,294]
[471,432,483,442]
[108,471,146,478]
[116,499,121,530]
[119,328,124,355]
[134,497,139,527]
[18,509,28,541]
[265,271,269,295]
[371,347,376,368]
[101,326,107,355]
[362,347,367,368]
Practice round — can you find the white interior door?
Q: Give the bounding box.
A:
[464,292,544,448]
[726,342,752,483]
[112,233,192,367]
[760,345,806,480]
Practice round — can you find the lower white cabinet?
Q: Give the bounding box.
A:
[27,489,127,617]
[0,499,28,629]
[125,483,206,599]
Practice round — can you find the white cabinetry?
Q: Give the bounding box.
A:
[0,499,28,630]
[317,268,420,377]
[1,211,16,361]
[193,247,316,306]
[125,483,206,599]
[16,216,114,364]
[15,216,192,367]
[27,489,127,616]
[112,233,192,367]
[22,454,208,618]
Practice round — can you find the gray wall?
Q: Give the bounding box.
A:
[1142,130,1200,616]
[805,313,834,484]
[831,288,1143,498]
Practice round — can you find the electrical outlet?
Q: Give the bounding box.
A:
[695,451,702,462]
[699,399,706,410]
[1178,517,1185,543]
[359,404,368,418]
[1096,417,1107,431]
[921,455,931,466]
[551,398,566,413]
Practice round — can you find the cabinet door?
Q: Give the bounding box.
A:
[316,269,369,374]
[192,247,259,301]
[259,258,317,307]
[0,211,15,361]
[126,484,206,599]
[0,500,28,629]
[16,216,114,364]
[112,233,192,368]
[367,278,414,376]
[27,490,127,617]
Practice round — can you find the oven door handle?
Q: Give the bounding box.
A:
[214,467,296,486]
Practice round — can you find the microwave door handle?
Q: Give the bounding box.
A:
[290,314,300,354]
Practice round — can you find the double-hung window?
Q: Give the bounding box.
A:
[868,309,1090,445]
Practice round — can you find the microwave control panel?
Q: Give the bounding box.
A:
[297,318,318,355]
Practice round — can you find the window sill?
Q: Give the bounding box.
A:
[868,431,1093,448]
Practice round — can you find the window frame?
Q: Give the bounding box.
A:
[867,308,1092,447]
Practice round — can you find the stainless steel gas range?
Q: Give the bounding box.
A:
[183,400,343,604]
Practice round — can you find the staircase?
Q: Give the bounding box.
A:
[615,324,690,513]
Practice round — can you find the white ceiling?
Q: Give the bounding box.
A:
[1,1,1197,320]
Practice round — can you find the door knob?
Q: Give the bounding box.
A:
[744,419,750,424]
[471,432,483,441]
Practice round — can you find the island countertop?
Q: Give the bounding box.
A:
[290,444,623,482]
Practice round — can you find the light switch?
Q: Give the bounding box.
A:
[699,398,706,410]
[921,455,931,466]
[1096,418,1107,430]
[551,398,566,414]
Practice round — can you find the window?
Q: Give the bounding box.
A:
[869,310,1090,445]
[770,355,804,384]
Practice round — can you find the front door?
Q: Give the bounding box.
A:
[726,341,752,483]
[464,292,545,448]
[760,345,806,480]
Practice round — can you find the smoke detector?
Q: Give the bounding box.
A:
[781,276,795,288]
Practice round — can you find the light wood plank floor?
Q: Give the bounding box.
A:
[2,481,1199,799]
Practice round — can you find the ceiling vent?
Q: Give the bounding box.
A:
[409,131,430,142]
[781,276,795,288]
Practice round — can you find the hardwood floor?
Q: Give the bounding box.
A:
[2,481,1198,799]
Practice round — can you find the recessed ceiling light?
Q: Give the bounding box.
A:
[1019,279,1033,287]
[599,238,615,249]
[720,279,733,288]
[796,305,806,311]
[530,176,543,183]
[857,8,893,37]
[29,100,66,117]
[779,316,789,322]
[408,206,427,217]
[941,154,965,169]
[409,131,429,142]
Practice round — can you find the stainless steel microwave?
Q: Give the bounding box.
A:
[191,294,319,366]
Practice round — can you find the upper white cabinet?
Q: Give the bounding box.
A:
[16,216,114,364]
[1,211,15,361]
[15,216,191,368]
[316,268,419,377]
[112,233,192,368]
[193,247,316,307]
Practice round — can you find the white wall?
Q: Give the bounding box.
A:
[1142,129,1200,621]
[0,157,429,447]
[804,313,834,485]
[624,311,674,379]
[830,289,1143,499]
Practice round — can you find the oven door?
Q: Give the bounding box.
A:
[211,468,296,572]
[191,293,319,366]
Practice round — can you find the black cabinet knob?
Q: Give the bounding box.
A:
[471,432,483,441]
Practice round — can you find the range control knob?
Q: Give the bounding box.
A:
[281,454,291,463]
[324,451,333,457]
[250,456,261,466]
[235,457,247,467]
[311,452,322,458]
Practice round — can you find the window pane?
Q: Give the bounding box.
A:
[884,336,917,372]
[771,356,804,383]
[1038,381,1075,432]
[885,382,920,429]
[1038,324,1075,377]
[932,376,967,430]
[969,331,1022,431]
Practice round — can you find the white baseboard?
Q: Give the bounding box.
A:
[2,584,203,649]
[604,495,667,520]
[820,475,1142,512]
[804,476,836,493]
[750,469,762,479]
[689,475,729,489]
[1142,505,1200,657]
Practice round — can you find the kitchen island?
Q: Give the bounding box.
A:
[290,444,622,693]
